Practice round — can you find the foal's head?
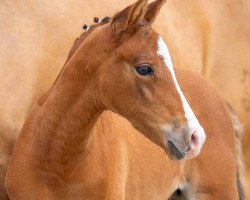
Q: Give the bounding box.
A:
[67,0,206,160]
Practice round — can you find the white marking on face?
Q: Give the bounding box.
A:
[157,37,206,158]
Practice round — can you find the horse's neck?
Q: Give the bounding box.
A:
[31,61,101,176]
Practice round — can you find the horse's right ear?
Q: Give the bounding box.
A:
[111,0,148,34]
[144,0,166,25]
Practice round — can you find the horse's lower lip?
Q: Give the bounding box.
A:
[168,141,186,160]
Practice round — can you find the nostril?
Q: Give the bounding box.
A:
[191,132,198,146]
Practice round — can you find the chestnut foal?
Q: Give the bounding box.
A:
[6,0,242,199]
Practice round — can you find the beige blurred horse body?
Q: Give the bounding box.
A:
[0,0,249,199]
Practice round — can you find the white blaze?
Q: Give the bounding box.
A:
[157,37,206,157]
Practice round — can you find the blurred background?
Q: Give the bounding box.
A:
[0,0,249,199]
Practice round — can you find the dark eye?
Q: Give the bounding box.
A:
[135,65,154,76]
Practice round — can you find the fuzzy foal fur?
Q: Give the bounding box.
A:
[6,0,242,199]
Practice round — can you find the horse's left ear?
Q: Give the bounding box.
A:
[144,0,166,25]
[111,0,148,34]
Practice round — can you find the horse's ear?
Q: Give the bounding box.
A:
[112,0,148,34]
[144,0,166,25]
